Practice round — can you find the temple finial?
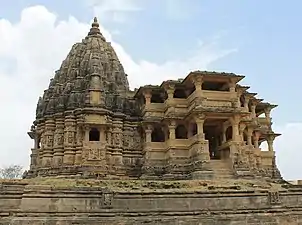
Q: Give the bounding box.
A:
[88,17,101,36]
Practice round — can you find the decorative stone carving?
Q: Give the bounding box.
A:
[102,192,114,208]
[268,191,281,205]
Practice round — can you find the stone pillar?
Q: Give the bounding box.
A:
[195,114,209,162]
[239,123,246,142]
[53,117,64,167]
[34,133,39,149]
[192,76,203,92]
[237,93,242,108]
[250,102,256,118]
[229,80,236,93]
[244,95,250,112]
[145,126,153,143]
[143,90,152,105]
[141,125,154,178]
[74,124,84,165]
[253,131,261,149]
[168,121,176,140]
[63,114,76,165]
[247,127,253,146]
[107,127,112,146]
[42,117,55,167]
[36,123,44,168]
[230,115,240,142]
[163,83,175,104]
[267,135,275,152]
[222,124,227,143]
[30,148,38,171]
[84,126,90,142]
[111,119,124,169]
[195,115,205,140]
[264,107,272,126]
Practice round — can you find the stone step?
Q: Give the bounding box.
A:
[208,160,235,179]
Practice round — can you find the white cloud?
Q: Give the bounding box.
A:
[0,5,234,172]
[258,123,302,180]
[273,123,302,180]
[87,0,141,23]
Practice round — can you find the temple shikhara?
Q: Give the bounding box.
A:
[26,18,281,181]
[4,18,302,225]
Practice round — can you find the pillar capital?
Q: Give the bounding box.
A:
[244,95,251,102]
[163,83,175,99]
[237,88,243,96]
[144,124,153,133]
[266,134,275,151]
[267,134,275,142]
[194,113,205,123]
[191,76,203,91]
[168,120,176,128]
[246,127,253,135]
[250,101,257,108]
[142,89,152,97]
[264,106,272,114]
[239,123,246,133]
[229,114,241,125]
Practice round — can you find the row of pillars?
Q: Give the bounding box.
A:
[143,114,275,152]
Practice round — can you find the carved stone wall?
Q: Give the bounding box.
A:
[1,181,302,225]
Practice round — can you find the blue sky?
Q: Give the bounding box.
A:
[0,0,301,179]
[2,0,298,124]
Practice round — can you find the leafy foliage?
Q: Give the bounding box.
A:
[0,165,24,179]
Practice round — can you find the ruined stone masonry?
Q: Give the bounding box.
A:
[1,17,302,225]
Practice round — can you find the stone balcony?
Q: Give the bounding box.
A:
[142,90,239,118]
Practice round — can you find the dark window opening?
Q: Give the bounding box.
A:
[243,131,247,143]
[202,81,229,91]
[140,96,146,105]
[187,86,196,96]
[151,127,165,142]
[173,89,187,98]
[89,128,100,141]
[192,123,197,136]
[226,126,232,141]
[175,124,188,139]
[240,95,245,107]
[151,93,164,103]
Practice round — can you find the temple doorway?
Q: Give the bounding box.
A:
[204,123,222,160]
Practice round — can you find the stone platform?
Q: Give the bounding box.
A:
[1,178,302,225]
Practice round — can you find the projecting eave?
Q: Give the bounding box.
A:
[187,70,245,83]
[259,102,278,108]
[27,131,35,139]
[246,92,257,97]
[236,84,250,92]
[134,85,162,98]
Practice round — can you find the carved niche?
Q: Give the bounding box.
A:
[82,142,106,165]
[46,135,54,147]
[268,191,281,205]
[102,192,114,208]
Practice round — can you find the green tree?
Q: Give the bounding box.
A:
[0,165,24,179]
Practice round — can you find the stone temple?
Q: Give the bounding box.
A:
[2,18,302,225]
